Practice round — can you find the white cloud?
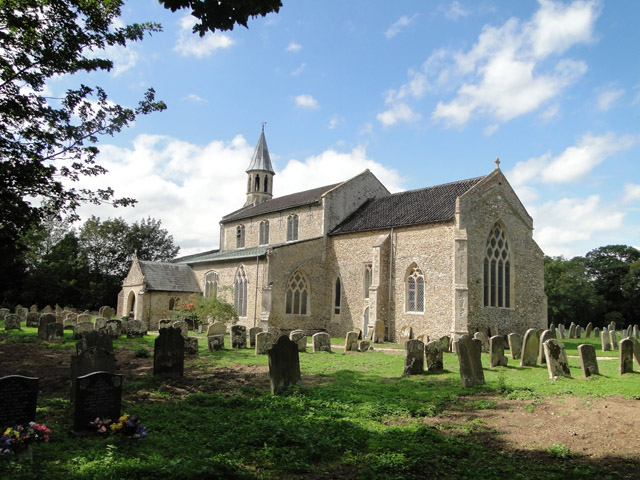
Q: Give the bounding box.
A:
[103,44,139,76]
[286,41,302,52]
[359,123,373,135]
[377,102,421,127]
[294,94,319,109]
[483,124,499,136]
[384,14,418,39]
[624,184,640,203]
[539,103,560,122]
[174,14,234,58]
[184,93,207,103]
[291,63,306,76]
[328,115,344,130]
[444,1,470,21]
[596,87,624,111]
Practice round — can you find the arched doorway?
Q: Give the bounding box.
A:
[127,291,136,319]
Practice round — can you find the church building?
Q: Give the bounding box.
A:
[118,129,547,341]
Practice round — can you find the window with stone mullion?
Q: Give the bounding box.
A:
[285,269,309,315]
[483,223,511,308]
[406,266,424,312]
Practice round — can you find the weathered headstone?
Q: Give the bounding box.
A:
[508,333,522,360]
[473,331,489,353]
[568,323,576,339]
[359,340,371,352]
[76,313,92,324]
[46,322,64,340]
[354,328,363,340]
[231,325,247,349]
[207,334,225,351]
[345,331,359,352]
[538,330,556,365]
[601,330,611,352]
[76,330,113,355]
[489,325,499,337]
[37,313,57,340]
[73,371,122,432]
[4,313,20,331]
[619,338,634,375]
[63,314,77,330]
[634,325,639,339]
[625,325,633,339]
[255,331,274,354]
[268,335,301,394]
[520,329,540,367]
[70,346,117,402]
[153,327,184,377]
[425,340,444,372]
[585,322,593,339]
[29,304,38,313]
[399,325,413,345]
[207,321,227,336]
[312,332,331,353]
[183,336,199,355]
[543,339,571,380]
[73,321,95,340]
[489,335,508,367]
[249,327,263,348]
[549,323,555,334]
[0,375,38,429]
[289,329,307,352]
[101,306,116,319]
[126,319,147,338]
[94,316,108,332]
[373,319,385,343]
[455,334,485,387]
[439,335,450,352]
[43,305,53,314]
[575,325,582,338]
[16,307,28,320]
[609,321,616,332]
[578,344,599,377]
[158,319,173,330]
[609,329,618,350]
[172,320,189,337]
[105,319,122,338]
[593,327,600,339]
[557,324,565,339]
[0,307,9,319]
[26,312,40,328]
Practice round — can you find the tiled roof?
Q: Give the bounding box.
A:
[139,261,201,293]
[221,182,340,223]
[174,246,268,265]
[330,176,485,235]
[172,248,219,264]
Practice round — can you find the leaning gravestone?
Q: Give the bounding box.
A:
[4,313,20,331]
[456,334,485,387]
[425,340,444,372]
[359,340,371,352]
[76,330,113,355]
[268,335,301,394]
[0,375,38,429]
[255,331,274,355]
[26,312,40,328]
[312,332,331,353]
[538,330,556,365]
[345,331,359,352]
[73,371,122,433]
[153,327,184,377]
[626,326,633,339]
[172,320,189,337]
[105,319,122,338]
[619,338,634,375]
[73,321,95,340]
[520,329,540,367]
[207,334,225,351]
[585,322,593,339]
[231,325,247,349]
[289,330,307,352]
[249,327,263,348]
[508,333,522,360]
[489,335,508,367]
[601,330,611,352]
[373,319,385,343]
[46,322,64,341]
[37,313,57,340]
[127,319,146,338]
[474,331,490,353]
[403,339,424,375]
[70,346,117,403]
[543,339,571,380]
[568,323,576,339]
[578,344,599,377]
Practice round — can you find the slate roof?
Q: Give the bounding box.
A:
[246,129,275,173]
[138,260,201,293]
[221,182,341,223]
[173,246,269,265]
[330,176,486,235]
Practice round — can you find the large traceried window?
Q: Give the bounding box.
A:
[234,266,248,317]
[259,220,269,245]
[406,265,425,313]
[286,214,299,242]
[204,271,218,299]
[285,268,309,315]
[363,263,372,299]
[333,277,342,315]
[236,225,245,249]
[484,222,511,308]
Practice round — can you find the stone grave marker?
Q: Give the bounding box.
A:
[568,323,576,339]
[73,321,95,340]
[634,325,639,339]
[425,340,443,372]
[557,324,565,339]
[158,319,173,330]
[46,322,63,340]
[354,328,363,340]
[26,312,40,328]
[127,319,147,338]
[76,313,92,324]
[183,336,199,355]
[101,306,116,319]
[575,325,582,338]
[207,334,225,351]
[76,330,113,355]
[593,327,600,339]
[609,321,616,332]
[538,330,556,365]
[508,333,522,360]
[359,340,371,352]
[455,334,485,387]
[153,327,184,377]
[42,305,53,314]
[0,308,8,320]
[543,339,571,380]
[609,329,618,350]
[94,317,108,332]
[399,326,413,345]
[268,335,301,394]
[489,335,508,368]
[105,319,122,338]
[37,313,57,339]
[231,325,247,349]
[312,332,331,353]
[373,319,385,343]
[249,327,263,348]
[289,330,307,352]
[489,325,499,337]
[520,329,540,367]
[29,304,38,313]
[207,321,227,336]
[585,322,593,338]
[345,331,359,352]
[63,314,77,330]
[619,338,634,375]
[578,344,599,377]
[70,345,117,403]
[0,375,38,429]
[255,331,274,355]
[440,335,450,352]
[626,326,633,339]
[473,331,489,353]
[4,313,20,331]
[73,371,122,433]
[172,320,189,337]
[16,307,28,320]
[549,323,555,334]
[601,330,611,352]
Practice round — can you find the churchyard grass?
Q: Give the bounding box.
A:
[1,326,639,479]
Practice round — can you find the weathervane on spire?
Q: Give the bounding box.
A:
[261,121,267,132]
[494,157,501,170]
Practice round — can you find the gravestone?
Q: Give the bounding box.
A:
[473,331,489,353]
[4,313,20,331]
[619,338,634,375]
[601,330,611,352]
[43,305,53,314]
[0,308,8,319]
[399,326,413,345]
[73,371,122,432]
[207,321,227,336]
[46,322,64,340]
[26,312,40,328]
[578,344,599,377]
[489,335,508,367]
[312,332,331,353]
[29,304,38,313]
[94,317,108,332]
[593,327,600,339]
[585,322,593,338]
[354,328,363,340]
[207,334,225,351]
[634,325,639,339]
[538,330,556,365]
[549,323,555,334]
[440,335,450,352]
[16,307,28,320]
[268,336,301,394]
[255,331,274,355]
[231,325,247,349]
[249,327,263,348]
[373,319,385,343]
[508,333,522,360]
[557,324,565,339]
[610,321,616,332]
[158,319,173,330]
[76,330,113,355]
[127,319,146,338]
[0,375,38,429]
[631,337,640,368]
[359,340,371,352]
[70,346,117,402]
[626,326,633,339]
[455,334,485,387]
[289,330,307,352]
[105,319,122,338]
[172,320,189,337]
[37,313,57,339]
[489,325,499,337]
[425,340,444,372]
[609,329,618,350]
[63,314,77,330]
[345,331,359,352]
[101,306,115,319]
[76,313,92,324]
[568,323,576,339]
[543,339,571,380]
[153,327,184,377]
[73,321,95,340]
[183,336,199,355]
[520,329,540,367]
[575,325,582,338]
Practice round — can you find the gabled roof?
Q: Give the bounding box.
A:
[246,129,275,174]
[174,246,268,265]
[138,260,201,293]
[330,175,486,235]
[221,182,340,223]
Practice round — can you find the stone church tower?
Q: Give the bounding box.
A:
[244,125,275,207]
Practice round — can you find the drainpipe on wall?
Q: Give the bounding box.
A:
[254,255,260,327]
[387,227,394,342]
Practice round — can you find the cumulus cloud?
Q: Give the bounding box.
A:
[384,14,418,39]
[377,102,421,127]
[624,184,640,203]
[174,14,234,58]
[286,41,302,52]
[596,87,624,111]
[184,93,207,103]
[328,114,344,130]
[443,1,470,21]
[294,94,319,109]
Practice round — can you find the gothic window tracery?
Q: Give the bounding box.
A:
[204,271,218,299]
[484,222,511,308]
[285,268,309,315]
[234,266,248,317]
[406,265,425,313]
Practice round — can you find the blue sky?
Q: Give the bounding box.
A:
[54,0,640,257]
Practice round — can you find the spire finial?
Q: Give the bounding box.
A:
[494,157,501,170]
[261,121,266,133]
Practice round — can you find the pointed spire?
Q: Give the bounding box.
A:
[246,124,275,174]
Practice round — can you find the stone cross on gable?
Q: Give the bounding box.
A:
[494,158,501,169]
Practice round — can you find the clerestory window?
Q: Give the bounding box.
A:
[286,214,299,242]
[236,225,245,249]
[259,220,269,245]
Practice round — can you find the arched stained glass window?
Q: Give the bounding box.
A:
[234,266,248,317]
[285,268,309,315]
[484,222,511,308]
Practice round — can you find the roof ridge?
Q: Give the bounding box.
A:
[388,175,487,197]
